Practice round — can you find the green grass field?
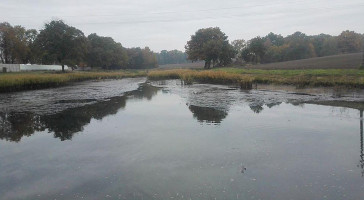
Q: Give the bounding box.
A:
[158,53,363,70]
[244,53,363,70]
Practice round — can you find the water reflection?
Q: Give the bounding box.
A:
[0,84,160,142]
[188,105,228,124]
[2,81,364,199]
[249,103,264,113]
[0,112,45,142]
[359,110,364,176]
[42,96,128,141]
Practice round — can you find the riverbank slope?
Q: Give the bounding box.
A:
[0,70,146,93]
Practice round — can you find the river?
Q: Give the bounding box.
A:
[0,78,363,200]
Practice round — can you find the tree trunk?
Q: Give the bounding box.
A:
[204,61,209,69]
[62,64,65,73]
[4,49,9,64]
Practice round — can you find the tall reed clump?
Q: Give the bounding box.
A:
[0,71,146,93]
[148,69,253,89]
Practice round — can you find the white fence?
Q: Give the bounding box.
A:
[0,64,69,73]
[0,64,20,72]
[20,64,69,71]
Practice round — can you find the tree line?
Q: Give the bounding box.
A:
[1,21,363,70]
[237,31,364,64]
[155,50,190,65]
[0,20,158,70]
[185,28,364,68]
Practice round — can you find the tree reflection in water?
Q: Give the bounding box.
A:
[188,105,228,124]
[249,103,264,114]
[0,83,160,142]
[0,112,45,142]
[359,110,364,177]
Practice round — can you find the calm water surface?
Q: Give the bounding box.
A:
[0,78,363,200]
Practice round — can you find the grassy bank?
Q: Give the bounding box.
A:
[0,70,146,93]
[148,69,254,89]
[3,68,363,93]
[148,68,364,88]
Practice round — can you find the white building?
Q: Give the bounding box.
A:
[20,64,69,71]
[0,64,69,73]
[0,64,20,72]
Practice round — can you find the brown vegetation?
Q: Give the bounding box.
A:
[0,71,146,93]
[148,68,364,89]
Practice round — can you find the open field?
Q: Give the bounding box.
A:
[213,68,364,76]
[243,53,363,70]
[0,70,146,93]
[157,53,363,70]
[148,69,364,88]
[158,61,205,69]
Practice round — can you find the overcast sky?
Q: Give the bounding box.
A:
[1,0,363,52]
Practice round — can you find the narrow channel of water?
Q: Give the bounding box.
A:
[0,78,363,200]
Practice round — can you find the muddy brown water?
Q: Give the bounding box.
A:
[0,78,364,200]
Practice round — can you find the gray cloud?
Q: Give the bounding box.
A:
[1,0,363,52]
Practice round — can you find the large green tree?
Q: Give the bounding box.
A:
[337,30,363,53]
[86,33,128,69]
[231,39,246,58]
[126,47,157,69]
[263,32,284,47]
[283,32,316,60]
[0,22,36,64]
[241,37,267,64]
[0,22,15,63]
[36,20,87,71]
[185,27,235,69]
